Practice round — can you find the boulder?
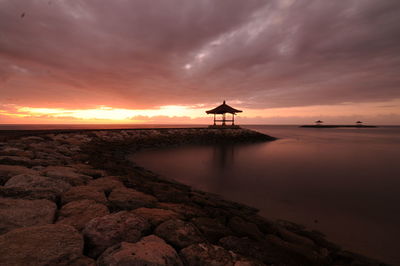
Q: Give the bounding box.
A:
[5,173,71,194]
[87,176,125,194]
[0,186,58,201]
[228,216,264,240]
[0,224,83,265]
[83,211,151,258]
[98,235,183,266]
[180,243,235,266]
[0,155,33,166]
[132,207,182,226]
[56,200,109,231]
[42,166,92,186]
[155,219,205,249]
[0,164,36,185]
[61,185,107,205]
[148,182,190,203]
[108,187,157,211]
[157,202,207,219]
[192,217,232,243]
[0,198,56,234]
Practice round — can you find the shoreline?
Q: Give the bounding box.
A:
[0,128,387,265]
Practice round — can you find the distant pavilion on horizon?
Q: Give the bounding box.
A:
[205,100,242,128]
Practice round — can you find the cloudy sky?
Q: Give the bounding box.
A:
[0,0,399,124]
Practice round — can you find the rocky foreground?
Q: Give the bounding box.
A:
[0,128,386,266]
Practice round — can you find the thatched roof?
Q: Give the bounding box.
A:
[206,101,242,114]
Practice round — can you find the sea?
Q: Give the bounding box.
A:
[1,124,400,264]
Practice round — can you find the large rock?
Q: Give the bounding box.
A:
[56,200,109,231]
[0,198,56,234]
[147,182,190,203]
[0,224,83,265]
[155,219,205,249]
[0,186,58,201]
[180,243,235,266]
[83,211,151,258]
[42,166,92,186]
[158,202,208,219]
[61,185,107,205]
[132,207,182,226]
[228,216,264,240]
[98,235,183,266]
[0,155,33,166]
[0,164,36,185]
[5,173,71,194]
[87,176,125,194]
[108,187,157,211]
[191,217,232,243]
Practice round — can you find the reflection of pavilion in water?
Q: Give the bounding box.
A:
[212,144,235,171]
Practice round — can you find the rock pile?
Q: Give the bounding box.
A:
[0,128,387,265]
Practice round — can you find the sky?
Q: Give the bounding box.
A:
[0,0,400,124]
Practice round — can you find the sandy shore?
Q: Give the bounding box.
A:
[0,128,387,265]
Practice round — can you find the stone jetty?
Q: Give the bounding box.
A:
[0,128,387,265]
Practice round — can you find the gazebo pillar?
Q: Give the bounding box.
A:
[232,113,234,125]
[213,114,216,125]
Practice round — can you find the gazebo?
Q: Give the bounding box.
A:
[205,101,242,127]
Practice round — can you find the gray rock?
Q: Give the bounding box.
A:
[56,200,109,231]
[0,155,33,166]
[155,219,205,249]
[61,185,107,205]
[157,202,207,219]
[180,243,235,266]
[192,217,232,243]
[98,235,183,266]
[228,216,264,240]
[0,224,83,265]
[108,187,157,211]
[0,164,37,185]
[87,176,125,194]
[42,166,92,186]
[0,197,56,234]
[132,207,182,226]
[5,173,71,194]
[83,211,151,258]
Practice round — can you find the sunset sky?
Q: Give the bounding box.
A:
[1,0,400,124]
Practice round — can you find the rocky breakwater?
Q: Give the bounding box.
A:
[0,128,386,265]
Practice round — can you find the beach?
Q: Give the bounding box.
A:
[0,127,388,265]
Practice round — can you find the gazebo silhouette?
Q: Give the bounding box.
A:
[206,101,242,127]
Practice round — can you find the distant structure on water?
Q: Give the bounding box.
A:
[206,101,242,128]
[315,120,323,126]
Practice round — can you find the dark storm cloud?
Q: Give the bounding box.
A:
[0,0,399,109]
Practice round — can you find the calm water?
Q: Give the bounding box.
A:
[130,125,400,265]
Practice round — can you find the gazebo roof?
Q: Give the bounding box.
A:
[206,101,242,114]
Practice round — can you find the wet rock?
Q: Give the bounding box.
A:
[219,236,271,264]
[0,186,58,201]
[0,155,33,166]
[180,243,235,266]
[108,187,157,211]
[192,217,232,243]
[265,234,328,264]
[61,185,107,205]
[5,173,71,194]
[0,198,56,234]
[56,200,109,231]
[158,202,208,219]
[87,176,124,194]
[228,216,264,240]
[98,235,183,266]
[83,211,151,258]
[67,256,96,266]
[43,166,92,186]
[132,207,182,227]
[276,227,316,247]
[0,224,83,265]
[0,164,36,185]
[155,219,205,249]
[148,182,190,203]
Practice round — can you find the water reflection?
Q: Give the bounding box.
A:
[130,126,400,265]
